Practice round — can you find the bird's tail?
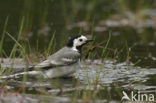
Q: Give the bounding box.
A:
[0,66,41,79]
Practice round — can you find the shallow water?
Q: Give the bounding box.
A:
[0,0,156,102]
[0,59,156,102]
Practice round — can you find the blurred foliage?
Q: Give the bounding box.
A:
[0,0,155,62]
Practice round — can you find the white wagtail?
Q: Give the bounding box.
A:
[1,35,93,79]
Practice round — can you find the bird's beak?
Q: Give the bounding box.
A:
[86,35,94,43]
[86,39,94,43]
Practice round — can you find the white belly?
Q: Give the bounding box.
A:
[44,62,81,78]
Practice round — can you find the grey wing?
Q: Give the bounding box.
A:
[34,59,56,68]
[60,51,80,65]
[35,48,80,68]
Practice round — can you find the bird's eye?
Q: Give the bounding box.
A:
[79,39,83,42]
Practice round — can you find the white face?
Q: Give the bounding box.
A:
[73,35,88,47]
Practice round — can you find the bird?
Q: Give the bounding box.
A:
[1,35,93,79]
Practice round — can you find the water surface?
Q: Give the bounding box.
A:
[0,0,156,102]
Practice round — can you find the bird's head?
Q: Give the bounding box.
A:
[67,35,93,52]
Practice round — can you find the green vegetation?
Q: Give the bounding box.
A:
[0,0,155,102]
